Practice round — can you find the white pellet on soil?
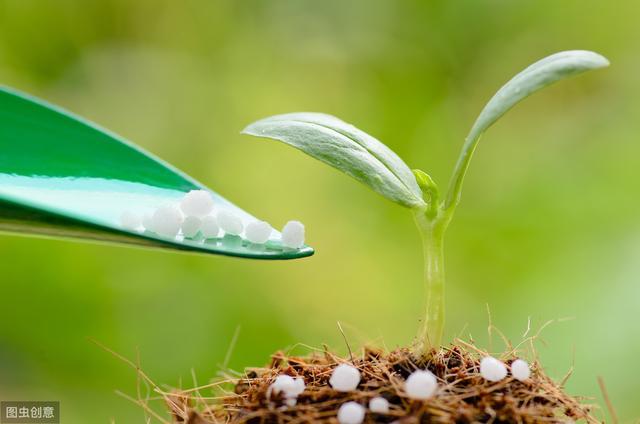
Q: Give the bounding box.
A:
[267,375,293,399]
[368,396,389,413]
[511,359,531,381]
[217,210,244,236]
[267,375,305,406]
[291,377,305,397]
[337,401,365,424]
[245,220,272,244]
[281,220,305,248]
[200,215,219,239]
[180,189,214,217]
[480,357,508,382]
[151,205,183,237]
[405,370,437,400]
[120,211,142,231]
[329,364,361,392]
[181,216,202,238]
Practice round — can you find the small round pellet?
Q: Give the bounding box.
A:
[142,212,155,232]
[480,357,508,382]
[267,375,305,405]
[200,215,220,239]
[337,401,365,424]
[511,359,531,381]
[217,210,243,236]
[152,205,183,238]
[245,220,272,244]
[369,396,389,413]
[405,370,437,399]
[180,190,214,217]
[281,220,305,248]
[181,216,202,238]
[120,210,142,231]
[329,364,360,392]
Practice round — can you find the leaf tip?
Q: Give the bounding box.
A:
[584,50,610,69]
[240,121,262,136]
[568,49,610,69]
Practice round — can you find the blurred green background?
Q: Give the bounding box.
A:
[0,0,638,422]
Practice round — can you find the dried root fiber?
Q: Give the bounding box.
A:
[161,343,597,424]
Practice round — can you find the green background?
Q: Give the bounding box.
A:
[0,1,638,422]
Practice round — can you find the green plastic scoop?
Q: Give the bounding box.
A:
[0,86,313,259]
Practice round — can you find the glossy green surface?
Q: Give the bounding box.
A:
[0,86,313,259]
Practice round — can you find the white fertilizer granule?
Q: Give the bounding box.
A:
[281,220,305,248]
[480,357,508,382]
[120,211,142,231]
[217,210,243,235]
[329,364,361,392]
[368,396,389,413]
[200,215,219,239]
[405,370,437,399]
[511,359,531,381]
[181,216,202,238]
[151,205,183,238]
[267,375,305,406]
[180,190,214,217]
[142,213,155,232]
[245,220,272,244]
[291,377,305,397]
[337,401,365,424]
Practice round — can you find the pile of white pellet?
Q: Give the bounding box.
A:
[268,358,531,424]
[119,189,305,248]
[480,356,531,382]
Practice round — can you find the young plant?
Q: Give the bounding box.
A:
[242,50,609,357]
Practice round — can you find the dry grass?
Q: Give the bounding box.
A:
[164,344,597,424]
[95,323,603,423]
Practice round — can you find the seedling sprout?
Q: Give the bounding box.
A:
[242,50,609,355]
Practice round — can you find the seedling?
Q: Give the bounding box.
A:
[243,50,609,355]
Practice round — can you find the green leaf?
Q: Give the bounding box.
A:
[467,50,609,142]
[242,112,426,209]
[445,50,609,210]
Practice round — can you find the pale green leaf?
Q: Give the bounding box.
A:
[446,50,609,209]
[243,112,426,209]
[467,50,609,142]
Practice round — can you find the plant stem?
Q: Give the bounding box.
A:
[413,210,449,357]
[444,132,482,212]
